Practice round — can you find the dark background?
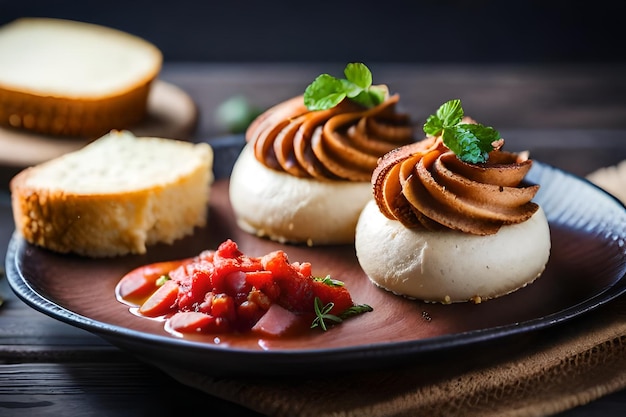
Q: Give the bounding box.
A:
[1,0,622,64]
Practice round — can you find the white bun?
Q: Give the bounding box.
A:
[229,143,372,245]
[355,199,551,303]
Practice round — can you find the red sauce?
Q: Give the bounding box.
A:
[115,239,369,339]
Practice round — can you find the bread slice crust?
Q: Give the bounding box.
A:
[0,18,162,137]
[10,130,213,257]
[0,81,153,137]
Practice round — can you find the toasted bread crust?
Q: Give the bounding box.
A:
[10,131,213,257]
[0,81,153,137]
[0,18,162,137]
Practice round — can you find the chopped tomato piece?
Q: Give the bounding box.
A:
[292,261,312,277]
[311,280,354,314]
[214,239,243,259]
[138,279,179,317]
[117,239,372,337]
[262,250,315,312]
[176,269,212,311]
[244,270,273,291]
[261,250,298,280]
[211,258,263,293]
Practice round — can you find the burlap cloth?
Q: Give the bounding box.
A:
[159,164,626,417]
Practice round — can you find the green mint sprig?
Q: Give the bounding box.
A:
[423,99,501,164]
[303,63,387,111]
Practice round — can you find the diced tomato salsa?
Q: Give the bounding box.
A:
[115,239,371,337]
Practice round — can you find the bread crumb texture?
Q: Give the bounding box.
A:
[0,18,162,137]
[10,130,213,257]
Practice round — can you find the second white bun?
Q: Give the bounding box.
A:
[229,143,372,245]
[355,199,551,303]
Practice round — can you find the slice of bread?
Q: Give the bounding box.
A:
[10,130,214,257]
[0,17,162,137]
[587,160,626,204]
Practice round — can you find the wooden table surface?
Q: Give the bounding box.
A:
[1,63,626,417]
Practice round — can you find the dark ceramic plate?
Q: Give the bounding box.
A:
[6,136,626,377]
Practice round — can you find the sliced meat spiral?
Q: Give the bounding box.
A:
[246,94,415,181]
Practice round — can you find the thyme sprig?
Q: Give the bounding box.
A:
[313,275,345,287]
[311,297,373,331]
[311,297,342,331]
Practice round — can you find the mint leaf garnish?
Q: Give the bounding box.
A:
[423,99,500,164]
[304,74,346,110]
[344,62,372,89]
[303,63,387,111]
